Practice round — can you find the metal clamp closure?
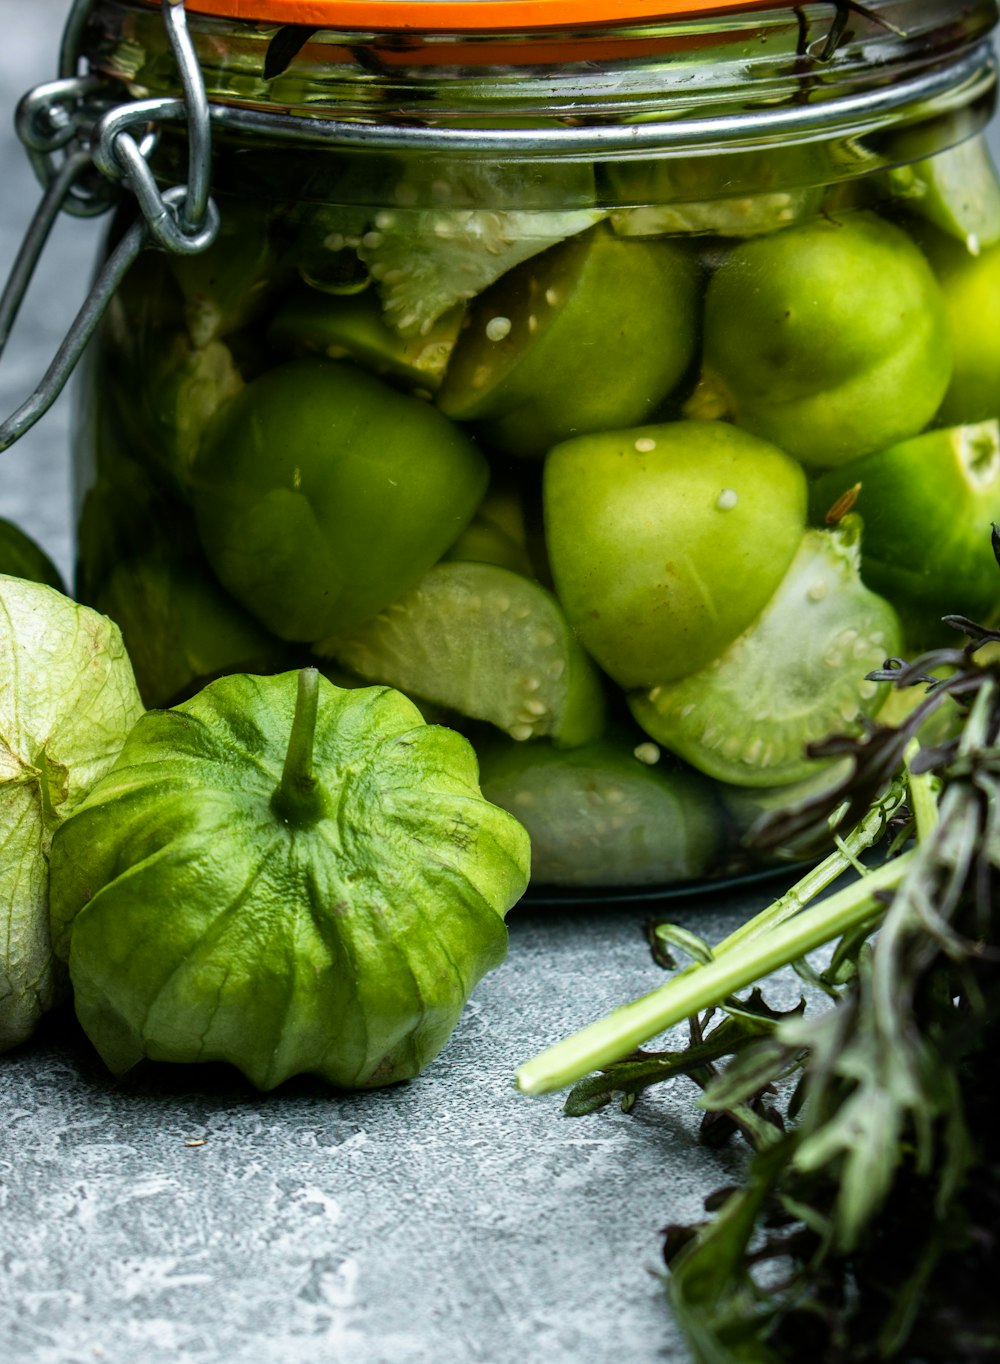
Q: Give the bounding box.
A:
[0,0,219,453]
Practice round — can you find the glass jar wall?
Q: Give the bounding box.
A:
[73,0,1000,896]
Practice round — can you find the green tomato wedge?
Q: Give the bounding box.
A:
[605,146,824,239]
[628,523,901,787]
[437,224,701,457]
[891,133,1000,255]
[317,561,606,748]
[49,670,529,1090]
[809,421,1000,627]
[917,227,1000,427]
[477,733,720,888]
[700,212,952,468]
[0,577,144,1052]
[267,285,464,393]
[191,357,489,642]
[544,419,807,688]
[0,518,65,592]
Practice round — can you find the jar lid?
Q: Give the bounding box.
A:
[168,0,788,32]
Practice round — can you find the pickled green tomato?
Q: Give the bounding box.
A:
[700,212,953,468]
[321,561,606,748]
[543,420,807,688]
[191,358,488,642]
[268,285,464,393]
[476,734,720,888]
[809,421,1000,630]
[437,224,701,457]
[628,524,901,787]
[916,228,1000,427]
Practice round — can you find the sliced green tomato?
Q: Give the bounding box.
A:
[267,285,464,393]
[809,421,1000,627]
[916,227,1000,427]
[477,733,720,888]
[891,133,1000,254]
[544,419,807,688]
[628,524,902,787]
[317,561,606,748]
[437,224,701,457]
[701,212,952,468]
[191,358,488,642]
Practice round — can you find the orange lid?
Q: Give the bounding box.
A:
[171,0,787,33]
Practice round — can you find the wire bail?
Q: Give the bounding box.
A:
[0,0,219,453]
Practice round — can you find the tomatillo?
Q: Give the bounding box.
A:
[700,212,952,468]
[49,669,530,1090]
[543,419,807,687]
[191,358,489,641]
[809,421,1000,629]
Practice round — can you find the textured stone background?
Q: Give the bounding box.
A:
[0,7,998,1363]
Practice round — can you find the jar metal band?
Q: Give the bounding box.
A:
[203,40,997,158]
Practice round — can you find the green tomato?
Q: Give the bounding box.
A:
[543,419,808,688]
[701,212,952,468]
[916,228,1000,427]
[437,224,701,457]
[191,357,489,642]
[49,670,529,1090]
[477,731,720,888]
[628,523,901,787]
[0,518,65,592]
[809,421,1000,629]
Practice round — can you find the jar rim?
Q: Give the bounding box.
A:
[154,0,796,34]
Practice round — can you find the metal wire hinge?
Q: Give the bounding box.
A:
[0,0,219,453]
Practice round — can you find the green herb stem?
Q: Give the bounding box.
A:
[271,668,329,829]
[712,784,905,962]
[515,850,913,1096]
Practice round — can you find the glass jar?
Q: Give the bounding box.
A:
[70,0,1000,898]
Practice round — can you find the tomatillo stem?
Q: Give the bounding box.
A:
[271,668,328,829]
[515,850,913,1096]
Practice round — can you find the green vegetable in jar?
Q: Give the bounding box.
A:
[49,669,530,1090]
[0,518,65,592]
[889,132,1000,255]
[698,212,953,467]
[190,357,489,642]
[543,419,808,688]
[0,577,144,1051]
[604,145,825,239]
[809,421,1000,636]
[477,731,720,888]
[628,522,901,787]
[436,224,701,457]
[917,227,1000,427]
[319,560,606,748]
[292,156,604,339]
[268,284,464,393]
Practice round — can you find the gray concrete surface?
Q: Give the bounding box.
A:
[0,6,997,1363]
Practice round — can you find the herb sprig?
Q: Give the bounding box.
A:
[516,565,1000,1360]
